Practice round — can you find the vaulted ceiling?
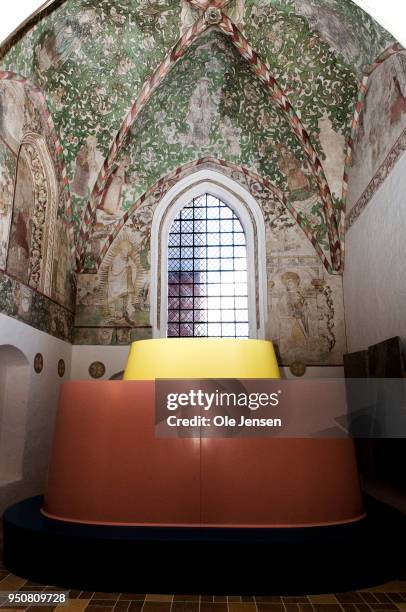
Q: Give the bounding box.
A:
[0,0,399,275]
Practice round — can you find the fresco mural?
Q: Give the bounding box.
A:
[7,151,33,285]
[347,52,406,215]
[266,226,345,365]
[0,78,75,338]
[75,160,346,365]
[0,0,391,240]
[0,270,74,343]
[85,30,337,272]
[0,142,16,270]
[76,225,151,331]
[0,0,401,357]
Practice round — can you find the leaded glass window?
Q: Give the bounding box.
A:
[167,194,249,338]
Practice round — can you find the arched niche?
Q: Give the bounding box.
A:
[6,133,58,297]
[0,345,30,483]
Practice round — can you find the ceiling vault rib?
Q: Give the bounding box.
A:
[0,69,76,268]
[76,0,378,275]
[216,13,342,273]
[75,16,209,271]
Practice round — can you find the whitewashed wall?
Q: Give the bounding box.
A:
[344,151,406,354]
[0,314,71,514]
[70,346,129,380]
[70,345,343,380]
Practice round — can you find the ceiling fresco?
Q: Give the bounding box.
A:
[0,0,402,352]
[85,30,336,271]
[0,1,394,251]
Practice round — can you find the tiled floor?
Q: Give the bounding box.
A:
[0,571,405,612]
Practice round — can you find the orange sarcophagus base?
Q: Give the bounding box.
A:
[43,390,364,527]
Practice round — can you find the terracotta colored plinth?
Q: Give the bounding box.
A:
[43,381,364,527]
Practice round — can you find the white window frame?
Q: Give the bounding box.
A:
[150,169,267,339]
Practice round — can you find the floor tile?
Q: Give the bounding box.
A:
[127,603,143,612]
[19,587,45,592]
[368,605,400,610]
[228,603,256,612]
[200,603,228,612]
[369,585,406,593]
[335,593,364,604]
[173,595,200,602]
[171,602,200,612]
[360,593,378,603]
[0,575,27,592]
[339,604,370,612]
[83,607,114,612]
[256,604,285,612]
[145,595,173,603]
[374,595,396,603]
[227,597,241,603]
[113,603,130,612]
[56,599,91,612]
[309,596,338,604]
[142,603,171,612]
[284,604,313,612]
[312,605,343,612]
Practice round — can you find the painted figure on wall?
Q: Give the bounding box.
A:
[52,221,74,310]
[35,12,98,76]
[277,145,313,200]
[348,52,406,209]
[0,160,15,269]
[102,163,127,215]
[279,272,310,353]
[185,78,214,146]
[107,240,138,321]
[72,136,104,198]
[294,0,359,66]
[390,75,406,126]
[6,154,33,284]
[0,82,25,152]
[318,114,346,199]
[268,257,340,365]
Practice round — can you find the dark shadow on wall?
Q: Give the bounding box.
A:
[0,345,30,483]
[344,337,406,497]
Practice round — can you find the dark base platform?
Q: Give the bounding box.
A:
[3,496,406,595]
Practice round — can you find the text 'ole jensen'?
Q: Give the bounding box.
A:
[167,416,283,427]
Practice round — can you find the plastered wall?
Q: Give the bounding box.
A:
[344,151,406,353]
[0,313,71,514]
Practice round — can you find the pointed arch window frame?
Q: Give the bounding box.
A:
[150,169,268,340]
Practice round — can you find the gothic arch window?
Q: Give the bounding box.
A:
[150,170,267,339]
[6,133,58,297]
